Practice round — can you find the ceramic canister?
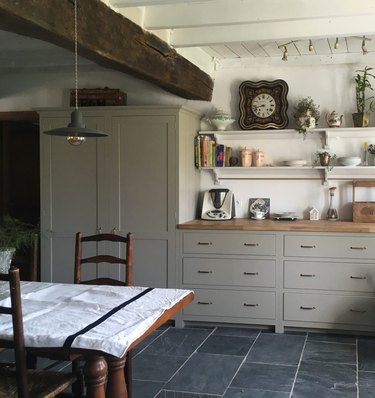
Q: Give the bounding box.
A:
[253,150,265,167]
[240,148,252,167]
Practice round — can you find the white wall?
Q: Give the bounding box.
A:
[198,61,375,220]
[1,60,374,221]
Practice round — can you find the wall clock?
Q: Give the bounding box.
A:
[239,79,289,129]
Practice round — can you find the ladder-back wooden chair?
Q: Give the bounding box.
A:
[0,266,77,398]
[74,231,134,397]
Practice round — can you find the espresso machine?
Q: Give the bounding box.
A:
[201,189,235,220]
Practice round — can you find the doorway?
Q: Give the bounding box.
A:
[0,111,40,279]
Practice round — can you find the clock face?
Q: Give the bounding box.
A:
[239,80,289,129]
[251,94,276,118]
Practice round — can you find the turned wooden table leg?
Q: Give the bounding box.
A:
[83,356,108,398]
[106,356,128,398]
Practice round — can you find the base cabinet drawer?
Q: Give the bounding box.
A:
[284,235,375,259]
[284,293,375,326]
[284,261,375,292]
[183,258,276,287]
[183,232,276,256]
[184,289,275,319]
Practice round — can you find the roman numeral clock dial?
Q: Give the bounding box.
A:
[239,80,289,129]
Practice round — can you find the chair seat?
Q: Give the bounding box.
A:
[0,368,76,398]
[79,277,127,286]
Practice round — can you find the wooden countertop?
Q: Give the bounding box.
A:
[178,219,375,233]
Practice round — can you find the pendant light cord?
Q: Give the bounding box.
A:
[74,0,78,110]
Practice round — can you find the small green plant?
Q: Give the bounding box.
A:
[315,150,336,170]
[0,215,38,252]
[354,66,375,113]
[294,97,320,137]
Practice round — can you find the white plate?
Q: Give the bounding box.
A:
[284,160,307,167]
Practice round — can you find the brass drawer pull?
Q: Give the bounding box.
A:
[244,243,259,247]
[198,301,212,305]
[300,274,316,277]
[300,306,316,310]
[244,272,259,276]
[350,246,366,250]
[350,309,367,313]
[197,270,213,274]
[300,245,316,249]
[243,303,259,307]
[197,242,212,246]
[350,276,367,280]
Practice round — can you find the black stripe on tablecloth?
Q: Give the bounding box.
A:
[63,287,154,348]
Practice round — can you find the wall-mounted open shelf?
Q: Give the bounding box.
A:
[197,128,375,184]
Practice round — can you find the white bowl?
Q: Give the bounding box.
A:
[338,156,361,166]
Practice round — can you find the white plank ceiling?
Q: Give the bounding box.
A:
[108,0,375,70]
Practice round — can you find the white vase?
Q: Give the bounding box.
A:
[0,248,15,274]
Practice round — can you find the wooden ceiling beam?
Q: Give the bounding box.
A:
[0,0,213,101]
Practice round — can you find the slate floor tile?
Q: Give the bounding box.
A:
[246,333,305,365]
[156,391,220,397]
[164,352,243,395]
[307,332,356,345]
[302,340,356,364]
[213,327,261,338]
[358,337,375,371]
[358,371,375,398]
[133,329,164,355]
[291,360,357,398]
[198,334,255,356]
[231,362,296,392]
[133,379,165,398]
[142,327,212,357]
[133,354,187,382]
[224,387,290,397]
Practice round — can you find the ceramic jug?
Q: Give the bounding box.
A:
[326,111,343,128]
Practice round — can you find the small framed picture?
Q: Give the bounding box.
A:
[249,198,270,219]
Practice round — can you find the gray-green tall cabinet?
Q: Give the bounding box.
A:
[39,106,200,287]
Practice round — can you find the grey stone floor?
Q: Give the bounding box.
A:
[2,325,375,397]
[131,325,375,398]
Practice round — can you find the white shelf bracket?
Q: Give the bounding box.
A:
[212,169,221,185]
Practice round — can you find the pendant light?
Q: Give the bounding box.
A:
[44,0,107,145]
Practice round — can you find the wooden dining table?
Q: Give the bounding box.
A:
[0,281,194,398]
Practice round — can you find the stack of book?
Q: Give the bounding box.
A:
[194,135,232,168]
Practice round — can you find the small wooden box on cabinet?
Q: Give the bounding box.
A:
[352,180,375,223]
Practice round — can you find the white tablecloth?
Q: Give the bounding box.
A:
[0,282,192,358]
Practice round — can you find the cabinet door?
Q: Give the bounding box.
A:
[40,115,105,282]
[109,115,176,288]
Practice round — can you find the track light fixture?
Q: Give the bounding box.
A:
[281,46,288,61]
[308,40,314,52]
[362,35,368,55]
[334,37,339,49]
[44,0,108,145]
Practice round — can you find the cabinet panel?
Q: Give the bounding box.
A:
[114,115,175,235]
[183,232,276,255]
[284,261,375,292]
[284,293,375,326]
[184,289,275,319]
[284,235,375,259]
[183,257,275,287]
[132,239,167,288]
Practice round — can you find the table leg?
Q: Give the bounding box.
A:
[83,356,108,398]
[106,356,128,398]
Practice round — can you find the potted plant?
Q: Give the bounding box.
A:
[314,149,336,169]
[0,215,39,273]
[294,97,320,137]
[353,66,375,127]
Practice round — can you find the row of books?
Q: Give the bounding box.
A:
[194,135,232,168]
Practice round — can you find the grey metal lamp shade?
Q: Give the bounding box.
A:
[44,109,108,138]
